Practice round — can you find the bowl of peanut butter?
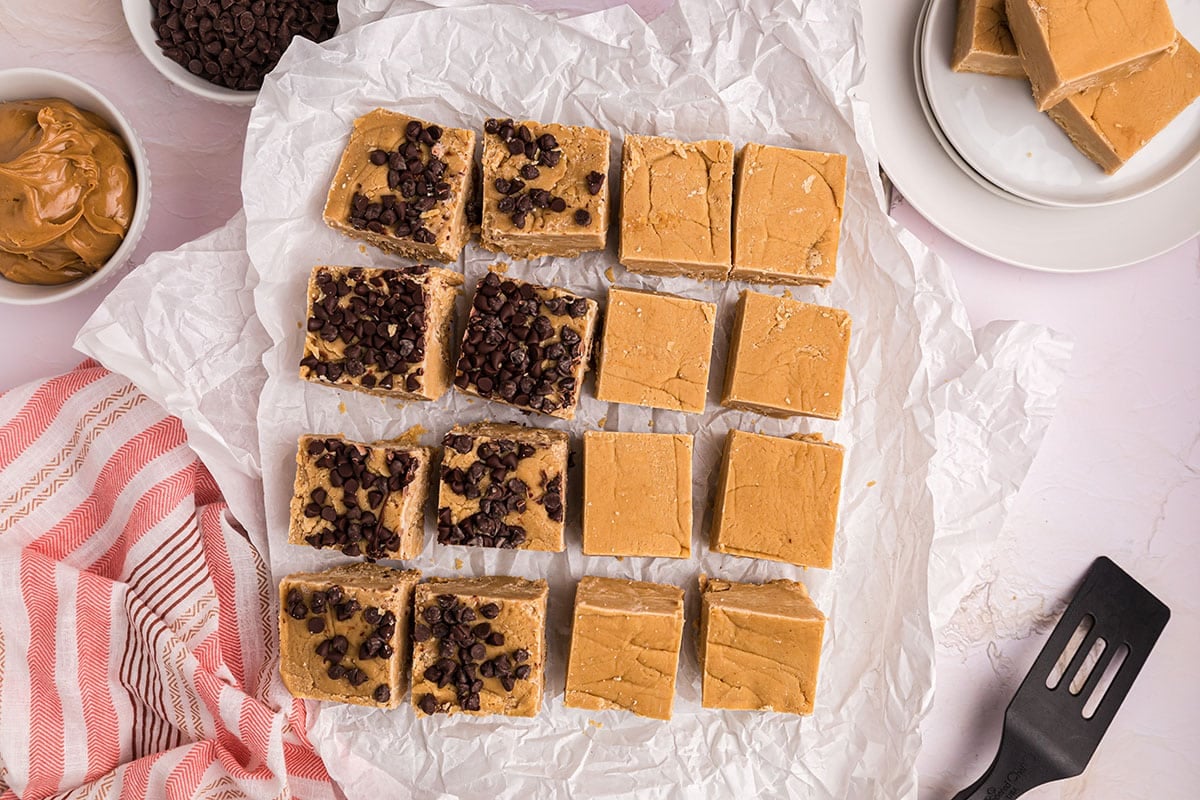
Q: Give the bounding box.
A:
[0,68,150,305]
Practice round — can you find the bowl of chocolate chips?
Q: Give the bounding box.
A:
[123,0,339,105]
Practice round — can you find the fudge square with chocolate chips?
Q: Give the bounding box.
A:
[710,430,844,569]
[411,576,549,717]
[299,266,462,401]
[279,563,421,709]
[595,286,717,414]
[323,109,476,262]
[480,118,611,259]
[699,576,826,715]
[731,144,847,287]
[582,431,693,559]
[438,423,569,552]
[618,134,734,280]
[722,290,851,420]
[288,434,433,561]
[564,576,685,720]
[453,271,599,420]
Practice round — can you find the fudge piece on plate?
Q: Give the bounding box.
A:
[437,422,569,552]
[480,117,610,259]
[952,0,1024,78]
[323,109,476,261]
[279,563,421,709]
[299,265,462,401]
[288,434,433,561]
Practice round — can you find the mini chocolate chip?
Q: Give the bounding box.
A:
[418,694,438,714]
[306,617,326,634]
[373,685,391,703]
[480,603,500,619]
[585,170,606,194]
[574,209,591,225]
[519,164,539,180]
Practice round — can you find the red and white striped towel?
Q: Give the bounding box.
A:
[0,362,334,799]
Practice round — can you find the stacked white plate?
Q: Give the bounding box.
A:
[863,0,1200,272]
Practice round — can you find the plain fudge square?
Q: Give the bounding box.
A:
[564,576,685,720]
[453,271,599,420]
[288,434,433,561]
[722,290,851,420]
[411,576,549,717]
[279,563,421,709]
[699,576,826,715]
[595,286,717,413]
[437,422,569,552]
[299,265,462,401]
[480,117,610,259]
[324,109,476,262]
[582,430,693,559]
[710,430,844,569]
[731,144,847,287]
[618,134,734,280]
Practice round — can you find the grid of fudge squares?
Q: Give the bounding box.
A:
[618,134,734,280]
[299,266,462,401]
[437,423,569,551]
[722,290,851,420]
[594,286,716,414]
[288,434,433,561]
[453,271,599,419]
[582,430,693,559]
[710,430,844,569]
[1006,0,1177,111]
[698,576,826,715]
[411,576,549,717]
[323,109,477,262]
[279,563,420,709]
[731,144,847,287]
[564,576,685,720]
[480,117,610,259]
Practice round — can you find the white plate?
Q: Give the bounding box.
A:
[921,0,1200,208]
[862,0,1200,272]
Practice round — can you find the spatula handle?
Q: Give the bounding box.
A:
[950,735,1065,800]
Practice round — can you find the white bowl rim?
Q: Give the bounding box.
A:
[120,0,259,106]
[0,67,153,306]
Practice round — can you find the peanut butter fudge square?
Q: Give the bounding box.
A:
[952,0,1023,78]
[619,134,734,280]
[594,286,717,414]
[1048,35,1200,174]
[438,423,568,551]
[699,576,825,715]
[710,430,843,569]
[480,117,610,259]
[454,271,599,420]
[582,431,693,559]
[299,266,462,401]
[722,290,851,420]
[288,434,433,560]
[731,145,847,287]
[323,109,476,262]
[1006,0,1178,111]
[411,576,549,717]
[564,576,685,720]
[279,563,421,709]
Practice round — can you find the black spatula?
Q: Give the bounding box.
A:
[950,556,1170,800]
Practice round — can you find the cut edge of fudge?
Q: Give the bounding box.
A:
[410,576,549,718]
[563,576,685,721]
[479,118,611,259]
[697,574,826,715]
[287,434,433,561]
[951,0,1024,78]
[437,422,570,552]
[709,430,844,569]
[278,563,421,709]
[299,265,463,402]
[322,108,477,262]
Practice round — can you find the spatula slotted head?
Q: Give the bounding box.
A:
[1007,557,1170,779]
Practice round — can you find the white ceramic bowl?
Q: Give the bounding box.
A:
[122,0,259,106]
[0,68,152,306]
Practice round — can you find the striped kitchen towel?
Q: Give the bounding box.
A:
[0,362,335,799]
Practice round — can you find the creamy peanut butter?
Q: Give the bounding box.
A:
[0,99,134,285]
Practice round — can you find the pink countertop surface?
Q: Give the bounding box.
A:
[2,2,1197,797]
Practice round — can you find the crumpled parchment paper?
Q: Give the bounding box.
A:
[70,1,1073,797]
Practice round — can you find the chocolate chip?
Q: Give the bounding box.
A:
[514,664,531,680]
[327,664,346,680]
[585,171,606,195]
[306,617,326,634]
[373,685,391,703]
[507,139,524,156]
[513,648,529,663]
[418,694,438,714]
[486,632,505,647]
[574,209,591,226]
[413,623,432,642]
[519,164,539,180]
